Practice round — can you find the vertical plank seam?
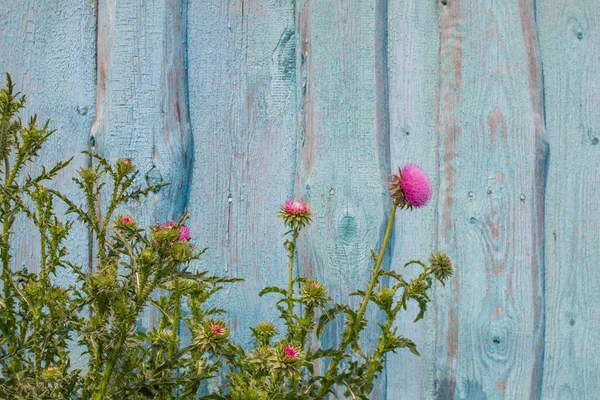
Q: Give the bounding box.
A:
[181,0,195,214]
[88,0,101,273]
[376,0,392,398]
[529,0,549,396]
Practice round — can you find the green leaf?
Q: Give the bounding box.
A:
[258,286,287,297]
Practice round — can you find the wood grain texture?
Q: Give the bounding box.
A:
[2,0,600,397]
[0,0,96,371]
[0,2,95,283]
[538,0,600,398]
[434,0,546,398]
[92,0,193,328]
[385,0,441,398]
[185,0,297,349]
[294,0,390,397]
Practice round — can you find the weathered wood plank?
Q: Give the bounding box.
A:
[433,0,546,398]
[0,0,96,371]
[93,0,193,327]
[294,0,390,397]
[537,0,600,398]
[385,0,441,398]
[0,2,96,281]
[185,0,296,347]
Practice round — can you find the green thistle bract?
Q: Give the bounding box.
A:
[299,280,329,307]
[428,251,454,284]
[116,158,135,175]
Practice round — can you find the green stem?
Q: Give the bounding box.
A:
[299,304,315,350]
[318,205,397,397]
[364,315,394,386]
[2,155,14,331]
[93,331,125,400]
[170,279,181,359]
[287,229,299,298]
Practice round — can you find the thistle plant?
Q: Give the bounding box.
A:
[0,77,453,399]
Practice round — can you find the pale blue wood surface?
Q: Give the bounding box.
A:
[538,0,600,398]
[386,0,441,398]
[294,0,390,397]
[434,0,547,399]
[186,0,297,352]
[0,0,599,399]
[92,0,193,328]
[0,1,96,273]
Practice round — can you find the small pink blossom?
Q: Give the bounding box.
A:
[399,164,432,207]
[284,344,301,359]
[120,215,134,224]
[179,226,191,242]
[209,323,225,335]
[162,221,178,229]
[283,200,309,215]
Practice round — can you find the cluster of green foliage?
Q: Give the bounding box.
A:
[0,77,453,399]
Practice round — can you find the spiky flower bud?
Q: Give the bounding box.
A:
[373,287,396,311]
[41,366,61,381]
[299,280,328,307]
[116,158,135,175]
[172,240,194,262]
[194,319,230,353]
[428,251,454,284]
[389,164,432,209]
[115,214,136,228]
[252,321,278,342]
[268,342,305,375]
[79,167,100,183]
[279,199,312,229]
[140,248,156,265]
[407,277,429,296]
[283,344,301,360]
[151,222,181,244]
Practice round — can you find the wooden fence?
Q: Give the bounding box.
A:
[0,0,598,398]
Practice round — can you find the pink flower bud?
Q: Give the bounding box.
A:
[209,323,225,335]
[284,344,301,359]
[120,215,134,224]
[179,226,191,242]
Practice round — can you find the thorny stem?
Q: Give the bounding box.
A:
[287,228,299,299]
[1,154,15,347]
[318,205,397,397]
[93,328,126,400]
[170,279,181,359]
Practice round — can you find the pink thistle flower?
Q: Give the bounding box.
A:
[389,164,432,208]
[284,344,301,359]
[209,323,225,335]
[279,200,312,229]
[162,221,178,229]
[284,200,309,215]
[120,215,134,224]
[179,226,191,242]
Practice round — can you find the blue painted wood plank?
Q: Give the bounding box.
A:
[0,0,96,370]
[385,0,441,398]
[537,0,600,397]
[185,0,297,349]
[92,0,193,328]
[294,0,390,397]
[433,0,546,398]
[0,3,95,283]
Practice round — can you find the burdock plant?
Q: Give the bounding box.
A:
[0,76,453,399]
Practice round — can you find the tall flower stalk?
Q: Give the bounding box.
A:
[317,205,397,396]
